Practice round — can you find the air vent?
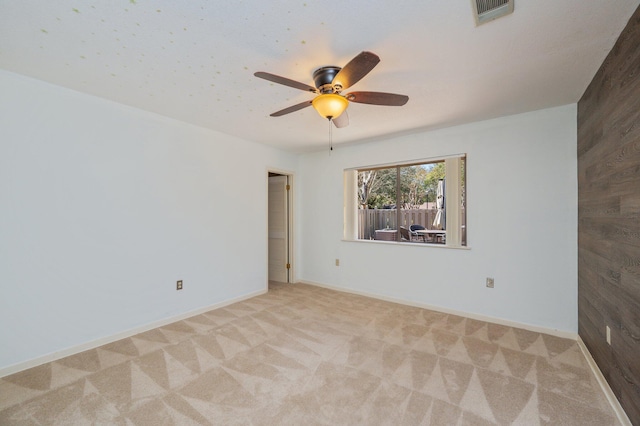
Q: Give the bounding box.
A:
[472,0,514,26]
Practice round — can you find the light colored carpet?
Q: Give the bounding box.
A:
[0,282,620,425]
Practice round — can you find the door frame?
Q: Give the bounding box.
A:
[267,168,295,285]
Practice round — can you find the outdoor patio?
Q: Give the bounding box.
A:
[358,208,466,245]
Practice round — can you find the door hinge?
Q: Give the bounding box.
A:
[286,263,291,269]
[286,184,290,191]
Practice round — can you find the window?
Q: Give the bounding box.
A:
[344,155,466,247]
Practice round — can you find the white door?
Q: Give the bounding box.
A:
[268,175,288,283]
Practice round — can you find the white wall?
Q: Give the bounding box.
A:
[0,68,578,370]
[298,105,578,333]
[0,71,298,370]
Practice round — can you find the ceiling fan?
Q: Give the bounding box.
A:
[254,51,409,128]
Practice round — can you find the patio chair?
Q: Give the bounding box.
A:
[409,224,428,242]
[399,226,412,241]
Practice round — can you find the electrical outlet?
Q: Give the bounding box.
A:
[486,277,494,288]
[335,259,340,266]
[177,280,183,290]
[606,325,611,345]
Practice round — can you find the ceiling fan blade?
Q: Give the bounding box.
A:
[254,72,318,93]
[269,100,313,117]
[333,110,349,128]
[333,51,380,90]
[345,91,409,106]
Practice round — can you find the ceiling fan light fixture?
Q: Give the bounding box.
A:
[312,93,348,120]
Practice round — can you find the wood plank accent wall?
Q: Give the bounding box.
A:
[577,6,640,424]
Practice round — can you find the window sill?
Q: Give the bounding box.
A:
[341,239,471,250]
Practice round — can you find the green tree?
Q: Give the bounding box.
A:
[358,169,396,208]
[400,165,429,208]
[357,170,379,209]
[423,162,445,205]
[359,161,449,209]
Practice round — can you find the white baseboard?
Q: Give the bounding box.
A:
[0,289,267,378]
[577,337,632,426]
[298,280,578,339]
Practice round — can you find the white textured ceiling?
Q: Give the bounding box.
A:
[1,1,638,152]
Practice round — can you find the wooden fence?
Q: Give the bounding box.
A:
[357,208,466,241]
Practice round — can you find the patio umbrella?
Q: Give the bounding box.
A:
[433,179,445,230]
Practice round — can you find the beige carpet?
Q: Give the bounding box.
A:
[0,282,621,425]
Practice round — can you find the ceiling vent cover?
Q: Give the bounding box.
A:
[472,0,514,26]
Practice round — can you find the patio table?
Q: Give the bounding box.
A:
[415,229,446,243]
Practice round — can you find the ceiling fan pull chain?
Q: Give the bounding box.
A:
[329,118,333,153]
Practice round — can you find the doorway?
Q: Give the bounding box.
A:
[268,172,292,284]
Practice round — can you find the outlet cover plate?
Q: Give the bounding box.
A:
[486,278,494,288]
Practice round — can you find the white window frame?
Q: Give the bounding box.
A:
[344,154,466,248]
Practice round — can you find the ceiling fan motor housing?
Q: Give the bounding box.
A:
[313,66,342,93]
